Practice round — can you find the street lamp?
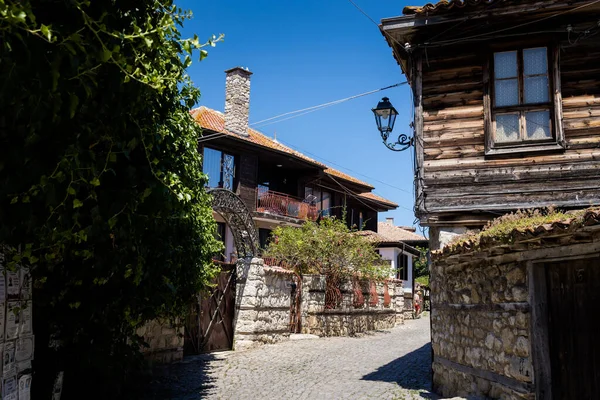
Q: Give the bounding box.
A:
[372,97,413,152]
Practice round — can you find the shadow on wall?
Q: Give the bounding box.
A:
[128,353,218,400]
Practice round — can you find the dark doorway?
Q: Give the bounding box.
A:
[546,258,600,399]
[185,262,236,354]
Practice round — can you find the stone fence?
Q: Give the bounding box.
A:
[141,257,406,358]
[300,276,404,337]
[430,209,600,399]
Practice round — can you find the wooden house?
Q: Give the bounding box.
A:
[193,67,398,260]
[380,0,600,249]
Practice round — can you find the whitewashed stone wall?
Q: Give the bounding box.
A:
[233,258,294,351]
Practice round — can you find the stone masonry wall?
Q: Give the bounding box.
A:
[431,259,532,399]
[431,213,600,399]
[138,319,184,364]
[301,275,404,336]
[233,258,294,351]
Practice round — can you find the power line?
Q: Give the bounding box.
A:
[251,82,407,128]
[275,137,411,195]
[347,0,408,52]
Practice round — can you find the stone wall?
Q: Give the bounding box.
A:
[301,275,404,336]
[430,212,600,399]
[233,258,294,350]
[138,319,184,363]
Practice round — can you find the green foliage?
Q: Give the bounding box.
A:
[449,207,585,249]
[264,217,391,281]
[0,0,222,397]
[415,274,429,286]
[413,246,428,279]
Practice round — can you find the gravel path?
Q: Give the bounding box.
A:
[141,316,448,399]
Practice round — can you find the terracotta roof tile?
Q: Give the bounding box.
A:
[377,222,428,243]
[359,192,399,208]
[403,0,506,16]
[325,168,373,189]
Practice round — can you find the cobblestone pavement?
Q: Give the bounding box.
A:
[142,315,449,400]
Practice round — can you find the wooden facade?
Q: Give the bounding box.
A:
[196,121,394,235]
[382,0,600,229]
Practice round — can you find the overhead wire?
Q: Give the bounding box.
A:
[251,82,407,128]
[274,137,411,194]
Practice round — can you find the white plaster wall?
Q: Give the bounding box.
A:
[377,247,413,294]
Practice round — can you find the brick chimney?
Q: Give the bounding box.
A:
[386,217,394,225]
[224,67,252,137]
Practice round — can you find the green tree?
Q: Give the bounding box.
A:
[264,217,391,281]
[413,246,429,286]
[0,1,221,397]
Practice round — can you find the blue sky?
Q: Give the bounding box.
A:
[179,0,420,230]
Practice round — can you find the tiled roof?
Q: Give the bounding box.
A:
[192,106,383,193]
[355,230,399,245]
[403,0,506,16]
[359,192,399,208]
[435,208,600,257]
[377,222,428,243]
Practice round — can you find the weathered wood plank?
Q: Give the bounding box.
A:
[423,105,483,121]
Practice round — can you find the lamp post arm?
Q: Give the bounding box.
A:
[382,134,413,152]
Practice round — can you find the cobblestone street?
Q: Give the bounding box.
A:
[142,315,446,400]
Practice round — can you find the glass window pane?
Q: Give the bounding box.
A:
[203,147,222,188]
[321,191,331,216]
[524,47,548,75]
[524,76,549,104]
[222,153,235,190]
[495,114,520,143]
[525,110,551,141]
[495,79,519,106]
[494,51,518,79]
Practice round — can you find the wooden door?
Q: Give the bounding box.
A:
[546,258,600,399]
[185,263,236,353]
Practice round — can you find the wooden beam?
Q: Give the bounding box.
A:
[413,53,425,218]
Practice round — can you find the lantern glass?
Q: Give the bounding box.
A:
[372,97,398,135]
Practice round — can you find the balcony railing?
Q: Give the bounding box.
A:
[256,189,318,221]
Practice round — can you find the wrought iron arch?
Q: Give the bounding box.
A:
[209,188,259,258]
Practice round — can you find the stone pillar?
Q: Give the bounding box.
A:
[224,67,252,137]
[233,257,264,350]
[394,281,405,325]
[300,275,325,334]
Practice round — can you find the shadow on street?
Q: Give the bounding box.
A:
[129,353,218,400]
[361,342,438,399]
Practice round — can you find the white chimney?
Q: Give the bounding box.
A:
[386,217,394,225]
[224,67,252,137]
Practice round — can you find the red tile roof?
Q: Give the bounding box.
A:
[192,106,382,192]
[377,222,428,243]
[403,0,506,16]
[359,192,399,208]
[192,106,399,206]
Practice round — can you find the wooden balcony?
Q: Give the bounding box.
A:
[256,189,318,221]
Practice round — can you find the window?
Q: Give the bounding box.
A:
[258,228,272,250]
[304,187,331,216]
[214,222,226,262]
[203,147,236,190]
[396,253,409,281]
[487,46,563,154]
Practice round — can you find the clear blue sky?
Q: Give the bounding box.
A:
[178,0,421,230]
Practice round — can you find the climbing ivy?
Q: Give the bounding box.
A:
[0,0,222,397]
